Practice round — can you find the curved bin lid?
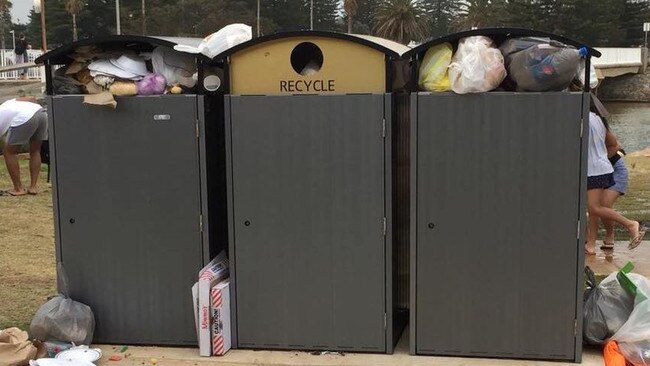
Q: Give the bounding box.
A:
[35,35,211,65]
[403,27,601,59]
[214,30,409,95]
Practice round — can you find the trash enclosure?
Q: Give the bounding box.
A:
[404,28,600,362]
[36,36,227,346]
[217,31,409,353]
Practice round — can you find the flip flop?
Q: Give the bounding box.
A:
[600,242,615,250]
[628,227,647,250]
[0,190,27,196]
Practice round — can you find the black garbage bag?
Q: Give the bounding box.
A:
[583,266,635,345]
[29,263,95,345]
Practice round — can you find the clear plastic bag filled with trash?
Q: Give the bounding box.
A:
[29,263,95,345]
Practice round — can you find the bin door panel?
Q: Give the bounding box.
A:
[415,93,582,360]
[230,95,386,352]
[52,95,203,345]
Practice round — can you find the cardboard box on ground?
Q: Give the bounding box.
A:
[192,251,230,357]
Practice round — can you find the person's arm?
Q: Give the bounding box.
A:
[605,128,622,158]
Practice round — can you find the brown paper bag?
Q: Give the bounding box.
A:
[0,328,43,366]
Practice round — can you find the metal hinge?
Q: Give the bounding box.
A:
[196,120,200,139]
[384,313,387,329]
[382,118,386,138]
[577,219,581,240]
[382,217,387,236]
[574,319,578,336]
[199,214,204,233]
[580,117,584,138]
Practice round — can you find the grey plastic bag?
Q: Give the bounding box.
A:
[505,39,580,92]
[499,37,552,59]
[29,263,95,345]
[583,267,634,345]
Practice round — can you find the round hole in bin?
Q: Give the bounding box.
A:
[290,42,323,76]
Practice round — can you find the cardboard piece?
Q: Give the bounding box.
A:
[197,251,229,356]
[211,281,231,356]
[191,283,199,342]
[83,91,116,109]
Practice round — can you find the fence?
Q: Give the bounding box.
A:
[0,49,45,80]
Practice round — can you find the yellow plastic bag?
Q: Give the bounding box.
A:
[418,43,452,92]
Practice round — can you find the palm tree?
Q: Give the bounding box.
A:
[65,0,84,41]
[453,0,496,30]
[343,0,358,33]
[0,0,11,49]
[373,0,427,44]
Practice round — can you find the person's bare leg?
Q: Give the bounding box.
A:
[3,144,26,195]
[602,189,621,245]
[588,189,640,241]
[28,140,42,194]
[586,211,599,255]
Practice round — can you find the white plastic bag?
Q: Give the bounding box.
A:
[151,46,197,87]
[174,24,252,59]
[612,274,650,365]
[448,36,506,94]
[577,59,599,89]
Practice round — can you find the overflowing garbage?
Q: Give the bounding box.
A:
[584,263,650,365]
[53,44,197,102]
[448,36,507,94]
[173,23,252,58]
[418,34,597,93]
[50,23,252,107]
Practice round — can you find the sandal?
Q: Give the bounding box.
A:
[629,227,647,250]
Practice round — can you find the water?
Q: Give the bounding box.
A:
[604,102,650,153]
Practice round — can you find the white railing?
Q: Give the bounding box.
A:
[593,47,643,68]
[0,49,45,80]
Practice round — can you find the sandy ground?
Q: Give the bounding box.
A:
[0,81,44,103]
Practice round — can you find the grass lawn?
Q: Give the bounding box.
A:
[0,154,649,332]
[0,154,56,331]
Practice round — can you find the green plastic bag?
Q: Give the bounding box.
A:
[418,43,452,92]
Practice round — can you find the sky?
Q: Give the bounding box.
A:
[11,0,33,24]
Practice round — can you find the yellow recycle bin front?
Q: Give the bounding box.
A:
[215,31,409,354]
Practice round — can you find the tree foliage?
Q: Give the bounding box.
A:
[374,0,427,43]
[1,0,12,49]
[11,0,650,47]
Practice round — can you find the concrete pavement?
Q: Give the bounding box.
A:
[95,330,604,366]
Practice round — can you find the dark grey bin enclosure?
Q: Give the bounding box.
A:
[35,36,228,345]
[404,28,601,362]
[215,31,409,353]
